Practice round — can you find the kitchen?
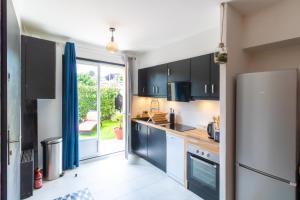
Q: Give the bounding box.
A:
[130,53,221,200]
[1,0,300,199]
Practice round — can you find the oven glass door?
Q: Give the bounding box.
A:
[188,153,219,191]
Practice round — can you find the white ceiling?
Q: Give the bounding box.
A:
[19,0,220,52]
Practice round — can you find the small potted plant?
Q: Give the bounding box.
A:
[113,113,123,140]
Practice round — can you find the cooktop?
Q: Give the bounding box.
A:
[161,123,195,132]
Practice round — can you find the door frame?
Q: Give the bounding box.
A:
[76,58,126,160]
[1,0,8,199]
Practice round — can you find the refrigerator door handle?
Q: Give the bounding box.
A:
[239,163,294,185]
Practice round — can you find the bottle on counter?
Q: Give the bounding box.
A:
[169,108,175,124]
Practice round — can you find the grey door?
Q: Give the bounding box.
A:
[236,70,297,182]
[6,0,21,199]
[236,165,296,200]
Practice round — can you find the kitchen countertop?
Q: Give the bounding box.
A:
[132,118,219,155]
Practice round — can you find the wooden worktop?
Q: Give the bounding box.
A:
[132,119,219,154]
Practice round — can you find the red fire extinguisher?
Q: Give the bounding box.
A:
[34,168,43,189]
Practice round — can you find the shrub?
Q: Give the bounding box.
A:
[78,83,97,122]
[77,73,120,122]
[100,87,119,120]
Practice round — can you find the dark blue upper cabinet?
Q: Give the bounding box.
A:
[210,54,220,99]
[138,68,148,96]
[191,54,211,98]
[167,59,191,82]
[22,36,56,99]
[138,64,167,97]
[152,64,167,97]
[191,54,220,100]
[137,54,219,100]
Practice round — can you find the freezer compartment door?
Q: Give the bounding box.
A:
[236,70,297,182]
[236,165,296,200]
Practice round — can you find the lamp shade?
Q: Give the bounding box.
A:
[106,41,118,54]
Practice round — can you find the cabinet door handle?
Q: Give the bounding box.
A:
[153,86,155,94]
[167,68,171,76]
[204,84,208,94]
[211,84,215,94]
[142,87,145,93]
[156,86,159,94]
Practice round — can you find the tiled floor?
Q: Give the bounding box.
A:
[29,153,202,200]
[99,139,125,155]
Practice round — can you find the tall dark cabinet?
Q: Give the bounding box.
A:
[21,35,56,168]
[20,36,56,199]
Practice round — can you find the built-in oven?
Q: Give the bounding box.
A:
[187,144,219,200]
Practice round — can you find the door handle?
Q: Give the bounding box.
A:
[142,87,145,93]
[156,86,159,94]
[211,84,215,94]
[7,130,19,165]
[153,86,155,94]
[167,68,171,76]
[204,84,208,94]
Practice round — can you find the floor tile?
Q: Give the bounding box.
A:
[28,153,203,200]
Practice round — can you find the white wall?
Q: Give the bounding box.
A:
[243,0,300,49]
[37,40,125,168]
[138,28,219,68]
[132,96,220,128]
[220,4,250,200]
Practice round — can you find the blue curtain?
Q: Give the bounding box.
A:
[62,42,79,170]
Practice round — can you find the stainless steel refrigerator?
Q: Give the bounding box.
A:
[236,70,299,200]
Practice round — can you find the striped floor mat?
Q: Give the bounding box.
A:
[54,188,94,200]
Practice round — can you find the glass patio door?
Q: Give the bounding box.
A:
[77,62,100,159]
[77,60,125,160]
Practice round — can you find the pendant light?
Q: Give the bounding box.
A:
[106,27,119,54]
[214,3,228,64]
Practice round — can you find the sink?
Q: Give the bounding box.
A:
[134,117,149,122]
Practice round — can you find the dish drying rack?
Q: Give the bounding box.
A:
[148,99,168,124]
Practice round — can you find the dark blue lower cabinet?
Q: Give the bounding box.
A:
[131,122,166,172]
[147,127,166,172]
[131,122,148,159]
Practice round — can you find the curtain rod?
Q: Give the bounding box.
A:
[77,57,125,67]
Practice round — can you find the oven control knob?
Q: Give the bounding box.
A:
[207,153,210,157]
[196,150,199,153]
[201,152,205,156]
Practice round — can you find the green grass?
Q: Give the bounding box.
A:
[79,120,119,140]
